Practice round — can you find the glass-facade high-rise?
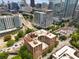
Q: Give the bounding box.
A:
[49,0,78,18]
[64,0,78,17]
[30,0,35,7]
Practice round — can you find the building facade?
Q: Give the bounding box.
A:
[33,10,53,28]
[48,0,78,18]
[0,14,22,32]
[23,29,58,59]
[7,2,19,11]
[30,0,35,7]
[64,0,78,18]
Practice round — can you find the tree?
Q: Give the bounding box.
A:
[30,15,33,19]
[12,55,22,59]
[18,45,32,59]
[15,36,19,42]
[70,32,79,49]
[71,33,79,42]
[59,35,67,41]
[4,34,11,41]
[0,53,9,59]
[7,40,15,47]
[17,30,24,38]
[25,28,34,34]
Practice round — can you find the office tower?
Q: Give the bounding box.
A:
[19,0,32,12]
[48,0,63,17]
[48,1,53,9]
[33,10,53,28]
[64,0,78,18]
[49,0,78,18]
[1,0,5,6]
[34,11,47,28]
[35,3,42,8]
[41,2,48,9]
[7,1,11,10]
[7,2,19,11]
[22,0,27,6]
[30,0,35,7]
[11,2,19,11]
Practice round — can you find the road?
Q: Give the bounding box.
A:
[19,14,36,30]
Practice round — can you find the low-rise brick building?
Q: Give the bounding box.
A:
[23,29,58,59]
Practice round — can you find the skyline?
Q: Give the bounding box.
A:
[0,0,49,4]
[0,0,79,5]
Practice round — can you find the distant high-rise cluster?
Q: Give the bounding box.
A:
[7,1,19,11]
[33,0,78,28]
[30,0,35,7]
[48,0,78,18]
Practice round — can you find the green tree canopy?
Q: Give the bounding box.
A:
[7,40,15,47]
[71,33,79,42]
[59,35,67,41]
[18,45,32,59]
[0,53,9,59]
[12,55,22,59]
[17,30,24,38]
[25,28,34,34]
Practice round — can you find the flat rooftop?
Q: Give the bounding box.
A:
[0,28,17,34]
[28,39,42,48]
[34,11,46,14]
[35,29,56,39]
[24,29,56,49]
[52,46,79,59]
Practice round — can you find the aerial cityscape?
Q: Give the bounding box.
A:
[0,0,79,59]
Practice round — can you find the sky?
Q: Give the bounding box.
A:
[0,0,49,4]
[0,0,79,4]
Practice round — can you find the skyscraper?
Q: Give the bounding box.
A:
[7,2,19,11]
[30,0,35,7]
[48,0,63,17]
[64,0,78,17]
[49,0,78,18]
[22,0,27,6]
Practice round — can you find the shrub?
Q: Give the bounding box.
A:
[12,55,22,59]
[4,35,11,42]
[15,36,19,42]
[18,45,32,59]
[0,52,9,59]
[7,40,15,47]
[25,28,34,34]
[17,30,24,38]
[59,35,67,41]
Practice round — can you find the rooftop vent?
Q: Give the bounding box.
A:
[33,39,38,45]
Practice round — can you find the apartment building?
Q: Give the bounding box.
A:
[0,14,22,34]
[23,29,57,59]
